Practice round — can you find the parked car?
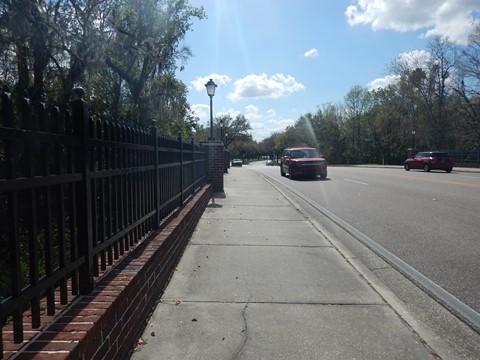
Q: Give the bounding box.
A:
[266,160,274,166]
[404,151,453,173]
[280,147,327,179]
[232,158,243,167]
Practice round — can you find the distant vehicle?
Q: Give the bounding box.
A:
[266,160,274,166]
[404,151,453,173]
[280,147,327,180]
[232,158,243,167]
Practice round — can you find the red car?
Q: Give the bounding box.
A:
[404,151,453,173]
[280,147,327,179]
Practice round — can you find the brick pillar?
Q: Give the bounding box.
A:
[202,141,224,192]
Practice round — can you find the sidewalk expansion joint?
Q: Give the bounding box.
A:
[161,300,388,306]
[203,218,307,222]
[189,243,332,248]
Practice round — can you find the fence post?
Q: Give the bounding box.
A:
[178,132,184,206]
[151,120,159,229]
[191,137,195,194]
[202,141,224,192]
[71,87,94,294]
[2,90,24,347]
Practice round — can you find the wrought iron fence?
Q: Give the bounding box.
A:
[0,89,207,355]
[447,149,480,164]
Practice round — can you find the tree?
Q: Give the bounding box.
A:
[369,86,410,164]
[258,133,279,159]
[215,113,252,148]
[105,0,205,126]
[390,37,458,150]
[0,0,205,136]
[343,85,374,163]
[0,0,50,101]
[455,23,480,147]
[144,74,198,138]
[0,0,116,104]
[314,103,343,163]
[427,36,458,149]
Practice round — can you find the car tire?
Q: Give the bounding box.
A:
[404,163,410,171]
[280,166,286,176]
[289,167,296,180]
[423,163,431,172]
[446,168,452,173]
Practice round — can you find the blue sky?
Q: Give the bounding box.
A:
[177,0,480,141]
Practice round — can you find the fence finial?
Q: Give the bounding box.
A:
[73,87,85,100]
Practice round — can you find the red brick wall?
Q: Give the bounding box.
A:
[7,185,212,360]
[202,141,224,192]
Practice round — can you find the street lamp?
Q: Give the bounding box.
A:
[219,119,224,146]
[205,78,217,141]
[412,128,416,149]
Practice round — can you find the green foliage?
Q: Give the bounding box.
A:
[0,0,205,134]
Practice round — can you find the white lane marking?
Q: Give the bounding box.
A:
[344,178,369,186]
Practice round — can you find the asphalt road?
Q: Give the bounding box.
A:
[252,163,480,315]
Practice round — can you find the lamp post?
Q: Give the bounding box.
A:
[205,78,217,141]
[412,128,416,149]
[219,119,224,146]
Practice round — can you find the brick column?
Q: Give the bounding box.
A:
[202,141,224,192]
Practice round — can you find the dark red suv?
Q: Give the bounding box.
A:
[404,151,453,173]
[280,147,327,179]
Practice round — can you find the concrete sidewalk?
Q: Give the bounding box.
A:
[130,168,439,360]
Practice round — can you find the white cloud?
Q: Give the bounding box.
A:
[245,104,262,121]
[304,48,319,58]
[345,0,480,44]
[245,104,259,113]
[266,109,277,117]
[227,73,305,101]
[396,50,432,70]
[190,103,210,119]
[368,75,400,90]
[190,75,303,141]
[191,74,232,92]
[266,118,296,136]
[367,49,437,90]
[249,117,296,142]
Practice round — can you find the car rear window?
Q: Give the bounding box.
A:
[290,149,320,158]
[415,152,448,158]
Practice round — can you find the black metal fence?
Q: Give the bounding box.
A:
[0,89,207,355]
[447,149,480,165]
